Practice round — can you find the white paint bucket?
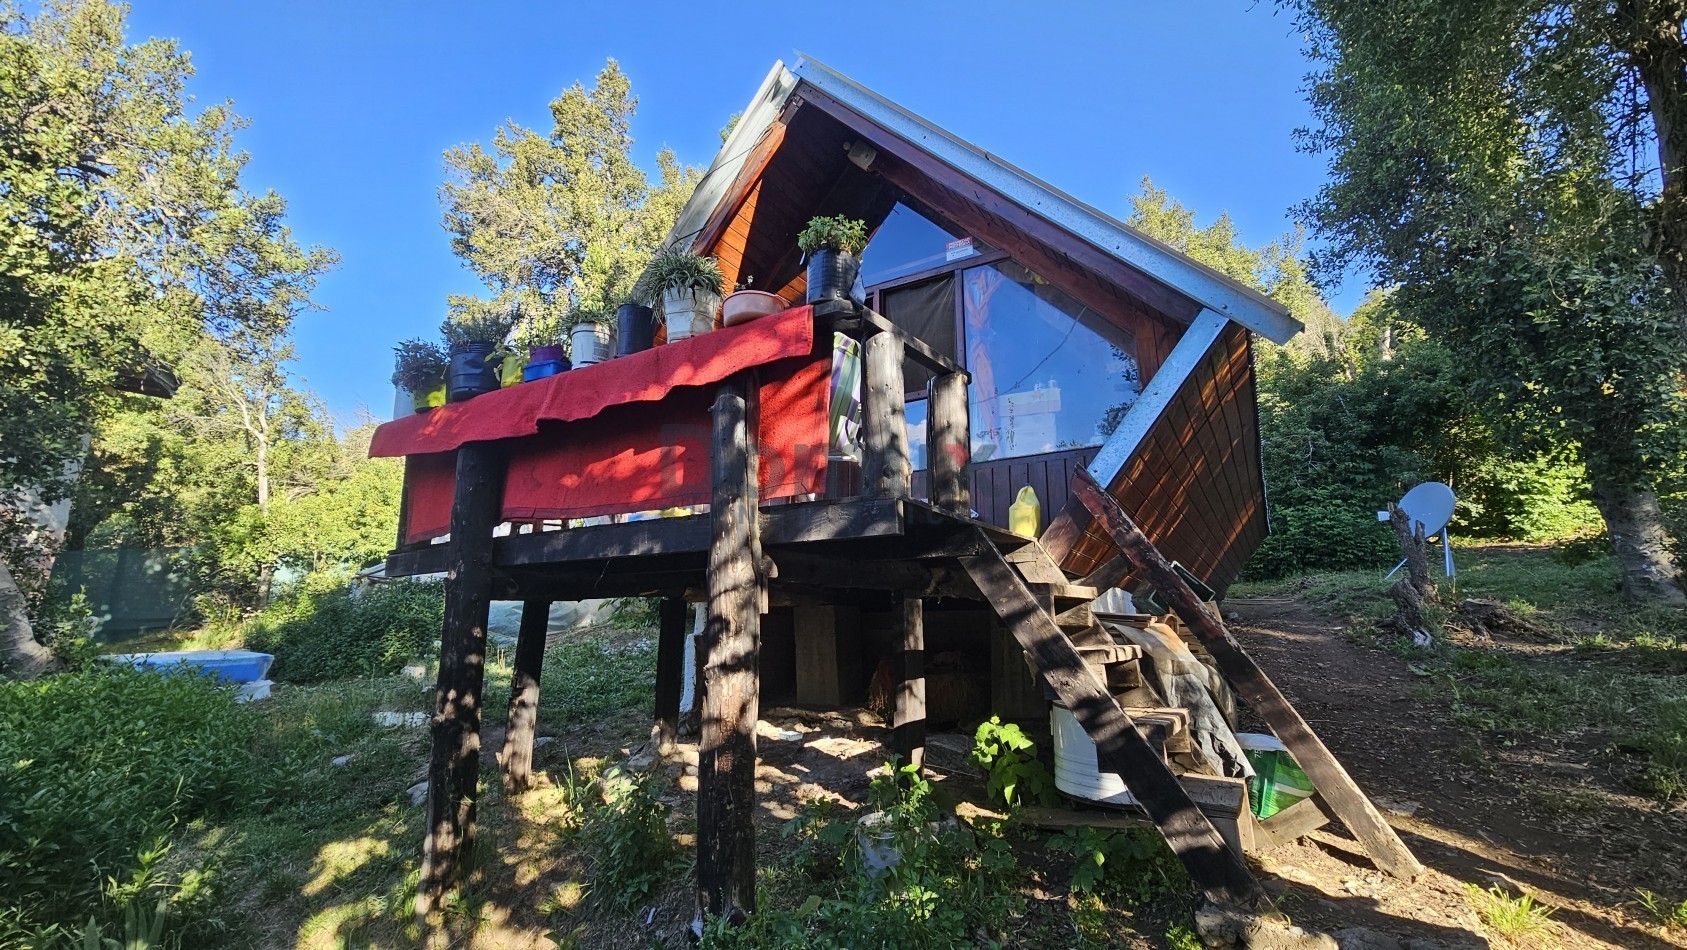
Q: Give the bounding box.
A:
[571,322,613,366]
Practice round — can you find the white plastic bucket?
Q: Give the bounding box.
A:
[1051,703,1138,806]
[571,322,613,366]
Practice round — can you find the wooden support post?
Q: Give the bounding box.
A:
[654,597,687,755]
[501,599,549,795]
[417,442,505,924]
[958,535,1267,909]
[862,330,910,499]
[1069,468,1424,881]
[893,593,926,774]
[927,371,970,515]
[793,605,860,706]
[696,378,762,928]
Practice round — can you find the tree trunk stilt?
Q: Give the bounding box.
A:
[502,599,549,794]
[893,593,926,776]
[417,443,505,926]
[654,597,687,756]
[695,378,762,930]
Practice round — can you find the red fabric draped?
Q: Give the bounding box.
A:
[372,307,830,544]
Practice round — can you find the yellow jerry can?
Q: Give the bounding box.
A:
[1008,486,1042,538]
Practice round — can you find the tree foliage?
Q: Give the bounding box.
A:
[440,59,701,343]
[1126,182,1604,577]
[1285,0,1687,602]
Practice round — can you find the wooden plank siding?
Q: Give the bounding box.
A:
[912,445,1099,534]
[1058,324,1264,592]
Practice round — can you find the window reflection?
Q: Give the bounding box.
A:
[963,262,1142,461]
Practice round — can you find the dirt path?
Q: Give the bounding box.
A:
[1231,594,1687,949]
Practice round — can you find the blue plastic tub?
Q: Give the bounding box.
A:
[523,359,568,382]
[104,649,275,684]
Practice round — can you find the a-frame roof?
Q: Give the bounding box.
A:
[665,56,1303,345]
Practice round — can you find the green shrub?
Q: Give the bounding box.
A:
[580,768,675,911]
[243,578,443,683]
[1248,491,1400,579]
[969,716,1056,808]
[0,667,261,940]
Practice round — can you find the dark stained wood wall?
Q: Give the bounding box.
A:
[1056,323,1266,592]
[914,447,1100,533]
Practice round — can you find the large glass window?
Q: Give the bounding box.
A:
[963,262,1142,461]
[860,201,987,287]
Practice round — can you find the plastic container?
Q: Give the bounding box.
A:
[805,248,860,303]
[722,290,788,326]
[1051,703,1137,805]
[523,358,569,382]
[616,303,655,355]
[529,344,567,364]
[1008,485,1041,538]
[499,352,523,387]
[572,321,614,366]
[105,649,275,684]
[1237,733,1315,819]
[447,343,500,402]
[661,287,720,342]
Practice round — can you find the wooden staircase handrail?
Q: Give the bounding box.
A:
[1067,467,1424,881]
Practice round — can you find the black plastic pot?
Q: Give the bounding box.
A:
[616,303,655,356]
[447,342,501,402]
[806,249,860,304]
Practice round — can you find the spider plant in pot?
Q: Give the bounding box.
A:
[441,309,516,401]
[391,338,448,412]
[798,215,867,304]
[645,246,725,342]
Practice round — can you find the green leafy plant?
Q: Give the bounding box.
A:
[241,576,444,683]
[1465,884,1556,939]
[1637,889,1687,930]
[579,767,675,911]
[969,716,1056,808]
[440,309,516,348]
[389,339,448,391]
[1048,826,1187,904]
[0,667,261,938]
[642,246,725,299]
[797,215,868,256]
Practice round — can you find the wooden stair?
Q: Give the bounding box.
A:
[951,468,1426,909]
[958,529,1267,909]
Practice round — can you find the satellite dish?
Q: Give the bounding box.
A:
[1379,481,1458,584]
[1397,481,1455,538]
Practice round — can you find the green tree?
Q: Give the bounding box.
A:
[439,59,701,342]
[1127,177,1346,355]
[0,0,333,672]
[1286,0,1687,604]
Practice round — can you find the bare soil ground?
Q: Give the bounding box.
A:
[1231,594,1687,949]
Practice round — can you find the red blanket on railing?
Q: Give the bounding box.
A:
[370,306,830,544]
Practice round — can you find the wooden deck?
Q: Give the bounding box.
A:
[385,496,1033,602]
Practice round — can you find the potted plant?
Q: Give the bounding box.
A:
[513,310,571,377]
[797,215,868,304]
[391,338,448,412]
[644,246,725,342]
[441,309,516,402]
[722,276,788,327]
[569,303,616,367]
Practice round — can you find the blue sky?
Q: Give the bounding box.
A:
[121,0,1346,422]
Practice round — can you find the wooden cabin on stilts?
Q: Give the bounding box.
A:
[370,56,1422,936]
